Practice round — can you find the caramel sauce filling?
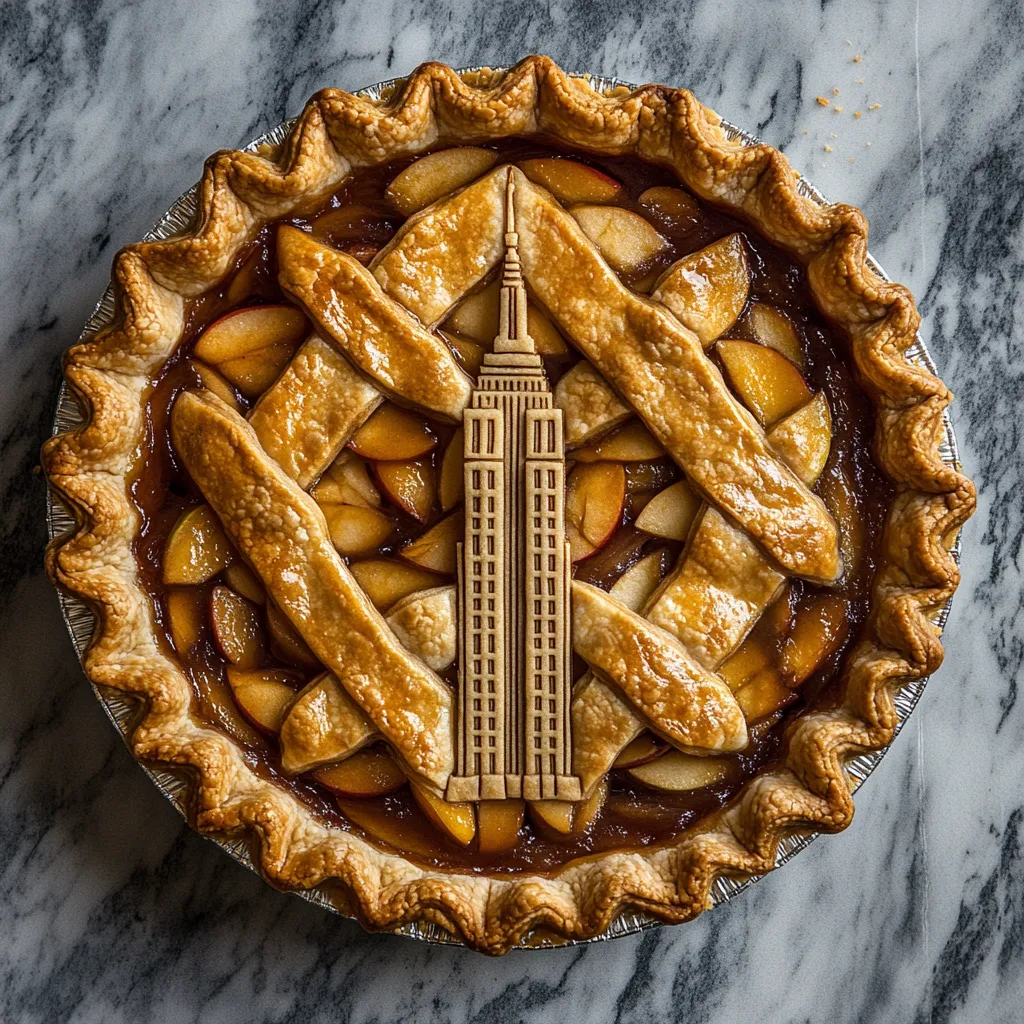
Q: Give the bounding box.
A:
[130,139,893,875]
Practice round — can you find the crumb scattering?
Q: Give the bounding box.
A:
[834,106,844,113]
[824,144,833,152]
[865,141,872,147]
[854,111,863,118]
[832,87,840,95]
[848,157,855,163]
[853,55,862,63]
[816,96,830,107]
[869,103,881,110]
[855,77,865,84]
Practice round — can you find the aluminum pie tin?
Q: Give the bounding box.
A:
[46,67,963,949]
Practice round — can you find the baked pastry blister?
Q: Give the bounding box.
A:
[44,57,973,953]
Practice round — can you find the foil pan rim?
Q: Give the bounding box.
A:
[46,66,963,950]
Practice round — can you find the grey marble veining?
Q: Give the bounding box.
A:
[1,0,1022,1021]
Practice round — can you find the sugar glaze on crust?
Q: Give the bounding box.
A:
[42,56,975,954]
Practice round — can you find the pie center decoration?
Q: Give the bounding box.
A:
[447,178,580,803]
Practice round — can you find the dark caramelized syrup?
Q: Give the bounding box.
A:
[129,138,893,875]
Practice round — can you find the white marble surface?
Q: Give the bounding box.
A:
[2,0,1022,1020]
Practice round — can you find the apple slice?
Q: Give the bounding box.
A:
[439,428,465,511]
[635,479,701,542]
[193,664,263,748]
[349,559,446,612]
[527,307,570,357]
[311,451,381,509]
[574,419,666,462]
[335,798,437,858]
[651,234,750,346]
[717,339,812,428]
[410,781,476,846]
[565,462,626,562]
[554,360,631,448]
[747,302,804,367]
[570,205,668,274]
[628,751,736,792]
[529,780,607,838]
[477,800,525,855]
[210,585,266,668]
[528,798,574,835]
[166,587,207,656]
[443,277,500,341]
[735,669,794,721]
[440,332,486,377]
[225,666,299,735]
[518,158,623,204]
[374,458,436,522]
[225,247,262,307]
[386,147,499,215]
[778,594,849,687]
[400,511,462,574]
[348,403,437,461]
[638,186,702,234]
[609,551,667,612]
[819,462,865,576]
[266,600,320,670]
[718,638,773,692]
[313,748,407,797]
[190,359,242,412]
[193,305,308,398]
[767,393,832,487]
[222,563,266,605]
[163,505,234,585]
[613,733,669,769]
[309,204,394,247]
[320,503,394,556]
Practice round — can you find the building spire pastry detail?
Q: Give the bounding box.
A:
[446,171,581,803]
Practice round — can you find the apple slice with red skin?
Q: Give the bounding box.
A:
[313,748,407,798]
[163,505,235,585]
[439,427,465,511]
[386,148,499,215]
[574,419,666,463]
[193,305,308,398]
[634,479,701,542]
[210,585,266,669]
[266,600,321,670]
[565,462,626,562]
[477,800,525,855]
[628,751,737,792]
[349,559,446,612]
[166,587,208,656]
[374,458,436,522]
[717,339,812,428]
[400,510,463,574]
[570,205,668,274]
[652,234,750,347]
[613,733,669,769]
[348,403,437,461]
[409,781,476,846]
[638,186,702,234]
[225,666,300,735]
[518,158,623,204]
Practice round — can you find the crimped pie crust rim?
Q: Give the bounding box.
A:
[42,56,975,954]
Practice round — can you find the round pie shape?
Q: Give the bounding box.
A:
[43,57,975,954]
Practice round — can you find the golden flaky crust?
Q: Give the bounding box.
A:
[43,56,975,954]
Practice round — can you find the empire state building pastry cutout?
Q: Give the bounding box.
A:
[446,177,581,803]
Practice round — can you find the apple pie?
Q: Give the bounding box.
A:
[44,56,974,953]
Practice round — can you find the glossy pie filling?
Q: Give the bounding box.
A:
[131,139,892,874]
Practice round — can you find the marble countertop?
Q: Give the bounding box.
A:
[3,0,1022,1020]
